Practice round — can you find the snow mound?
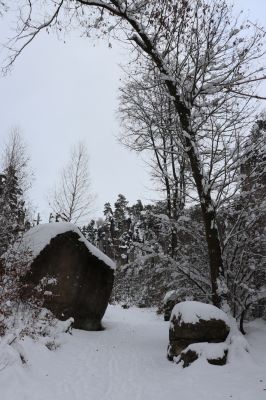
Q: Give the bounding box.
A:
[227,334,250,363]
[184,341,228,361]
[171,301,229,325]
[21,223,115,269]
[0,340,22,371]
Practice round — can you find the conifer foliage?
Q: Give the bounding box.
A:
[0,130,55,338]
[0,130,28,256]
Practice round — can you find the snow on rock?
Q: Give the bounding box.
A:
[179,341,229,367]
[21,222,115,269]
[168,301,230,361]
[170,300,229,325]
[162,289,188,322]
[163,290,177,304]
[184,341,228,361]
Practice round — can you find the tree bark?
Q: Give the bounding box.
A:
[133,27,224,307]
[169,87,224,308]
[81,1,226,307]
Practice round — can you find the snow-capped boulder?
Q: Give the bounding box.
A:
[162,289,189,321]
[167,301,230,361]
[21,223,115,331]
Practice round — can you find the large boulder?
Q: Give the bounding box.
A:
[167,301,230,362]
[20,223,115,331]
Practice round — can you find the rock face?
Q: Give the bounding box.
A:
[167,301,230,363]
[22,223,115,331]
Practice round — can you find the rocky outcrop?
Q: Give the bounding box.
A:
[167,301,230,363]
[22,223,115,331]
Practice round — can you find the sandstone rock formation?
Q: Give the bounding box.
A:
[22,223,115,330]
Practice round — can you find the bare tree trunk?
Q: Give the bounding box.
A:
[120,18,225,307]
[122,14,224,304]
[10,0,264,309]
[200,201,223,307]
[240,301,252,335]
[171,93,224,307]
[239,309,246,335]
[186,144,223,307]
[185,135,223,307]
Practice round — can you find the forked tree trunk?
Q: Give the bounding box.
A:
[91,7,225,308]
[148,58,224,308]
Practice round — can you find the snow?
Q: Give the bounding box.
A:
[0,306,266,400]
[21,223,116,269]
[163,290,177,304]
[171,301,229,325]
[183,341,228,361]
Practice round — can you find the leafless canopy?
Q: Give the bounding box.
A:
[50,142,94,224]
[2,127,31,192]
[2,0,266,307]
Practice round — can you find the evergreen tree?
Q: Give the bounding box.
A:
[0,164,26,256]
[103,202,113,220]
[129,200,144,219]
[81,219,97,245]
[113,194,128,229]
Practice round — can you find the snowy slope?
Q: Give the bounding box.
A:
[1,306,266,400]
[21,222,115,269]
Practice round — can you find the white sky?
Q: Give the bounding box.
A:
[0,0,265,223]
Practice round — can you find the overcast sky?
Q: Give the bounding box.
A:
[0,0,265,223]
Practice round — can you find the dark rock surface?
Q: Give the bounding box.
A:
[180,345,228,368]
[23,230,114,330]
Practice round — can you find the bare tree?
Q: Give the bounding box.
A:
[2,127,31,192]
[119,71,190,259]
[50,142,94,224]
[220,115,266,330]
[0,1,7,17]
[2,0,266,308]
[120,73,188,217]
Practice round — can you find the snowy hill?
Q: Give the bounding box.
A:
[1,305,266,400]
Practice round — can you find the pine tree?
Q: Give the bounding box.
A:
[113,194,128,230]
[103,202,113,219]
[0,164,26,256]
[129,200,144,219]
[81,220,97,245]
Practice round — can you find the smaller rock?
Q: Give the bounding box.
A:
[168,301,230,361]
[161,289,191,321]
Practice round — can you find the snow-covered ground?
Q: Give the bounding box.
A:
[1,305,266,400]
